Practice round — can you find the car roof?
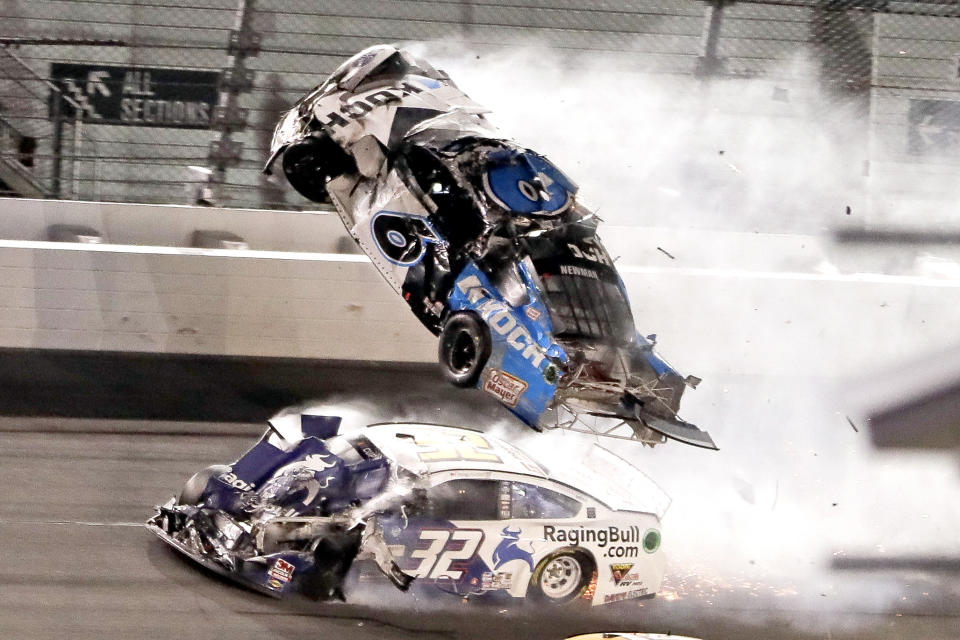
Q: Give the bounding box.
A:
[362,423,549,479]
[360,423,669,518]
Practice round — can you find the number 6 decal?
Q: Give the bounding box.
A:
[408,529,484,580]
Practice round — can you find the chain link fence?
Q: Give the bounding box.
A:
[0,1,958,229]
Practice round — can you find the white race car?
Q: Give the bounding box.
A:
[148,414,670,606]
[370,423,670,605]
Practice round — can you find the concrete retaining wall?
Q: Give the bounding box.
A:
[1,200,959,381]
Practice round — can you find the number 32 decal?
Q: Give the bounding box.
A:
[409,529,484,580]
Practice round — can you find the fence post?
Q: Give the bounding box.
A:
[696,0,732,78]
[50,90,63,198]
[206,0,259,205]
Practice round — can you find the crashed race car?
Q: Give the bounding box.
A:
[264,45,715,450]
[148,412,671,606]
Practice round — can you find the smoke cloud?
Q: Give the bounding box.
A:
[392,39,960,625]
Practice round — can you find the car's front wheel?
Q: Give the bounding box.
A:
[529,550,594,605]
[438,311,491,387]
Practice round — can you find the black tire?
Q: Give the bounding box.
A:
[281,136,356,203]
[438,311,491,388]
[529,550,594,605]
[177,464,230,506]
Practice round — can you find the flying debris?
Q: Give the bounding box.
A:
[264,45,714,450]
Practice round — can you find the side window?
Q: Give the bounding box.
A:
[510,482,581,519]
[426,479,501,521]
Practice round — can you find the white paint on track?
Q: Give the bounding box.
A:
[0,519,144,527]
[618,264,960,288]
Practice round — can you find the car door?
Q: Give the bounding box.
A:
[380,477,502,591]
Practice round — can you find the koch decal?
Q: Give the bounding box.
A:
[315,82,423,130]
[454,274,547,369]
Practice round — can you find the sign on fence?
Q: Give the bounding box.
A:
[49,63,220,129]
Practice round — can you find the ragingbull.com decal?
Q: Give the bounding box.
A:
[543,525,644,547]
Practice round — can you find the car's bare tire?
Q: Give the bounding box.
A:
[438,312,491,388]
[281,136,356,203]
[529,551,594,605]
[177,464,229,506]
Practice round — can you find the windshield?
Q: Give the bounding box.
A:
[546,444,671,518]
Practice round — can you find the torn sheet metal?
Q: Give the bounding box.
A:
[264,45,714,450]
[147,416,415,601]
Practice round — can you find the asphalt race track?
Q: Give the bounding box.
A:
[1,358,959,640]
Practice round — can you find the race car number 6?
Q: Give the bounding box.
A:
[409,529,484,579]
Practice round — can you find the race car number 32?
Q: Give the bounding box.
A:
[409,529,484,579]
[414,433,502,464]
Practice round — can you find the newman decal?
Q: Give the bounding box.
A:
[483,369,528,407]
[609,563,634,586]
[559,264,599,279]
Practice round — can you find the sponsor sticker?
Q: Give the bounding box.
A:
[483,369,528,407]
[217,470,253,491]
[609,563,634,586]
[268,558,295,585]
[524,306,541,321]
[603,587,649,603]
[481,571,514,590]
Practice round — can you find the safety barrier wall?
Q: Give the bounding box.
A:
[2,201,958,380]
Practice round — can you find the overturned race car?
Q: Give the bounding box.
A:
[264,45,715,450]
[148,412,671,606]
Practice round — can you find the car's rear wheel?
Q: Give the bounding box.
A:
[529,550,594,605]
[438,311,491,387]
[177,464,229,506]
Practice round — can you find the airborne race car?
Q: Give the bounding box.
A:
[263,45,715,450]
[148,412,670,606]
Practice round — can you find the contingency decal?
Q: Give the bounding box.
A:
[603,587,649,604]
[483,369,528,407]
[609,563,634,586]
[267,558,295,590]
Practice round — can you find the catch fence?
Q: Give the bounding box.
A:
[0,1,957,228]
